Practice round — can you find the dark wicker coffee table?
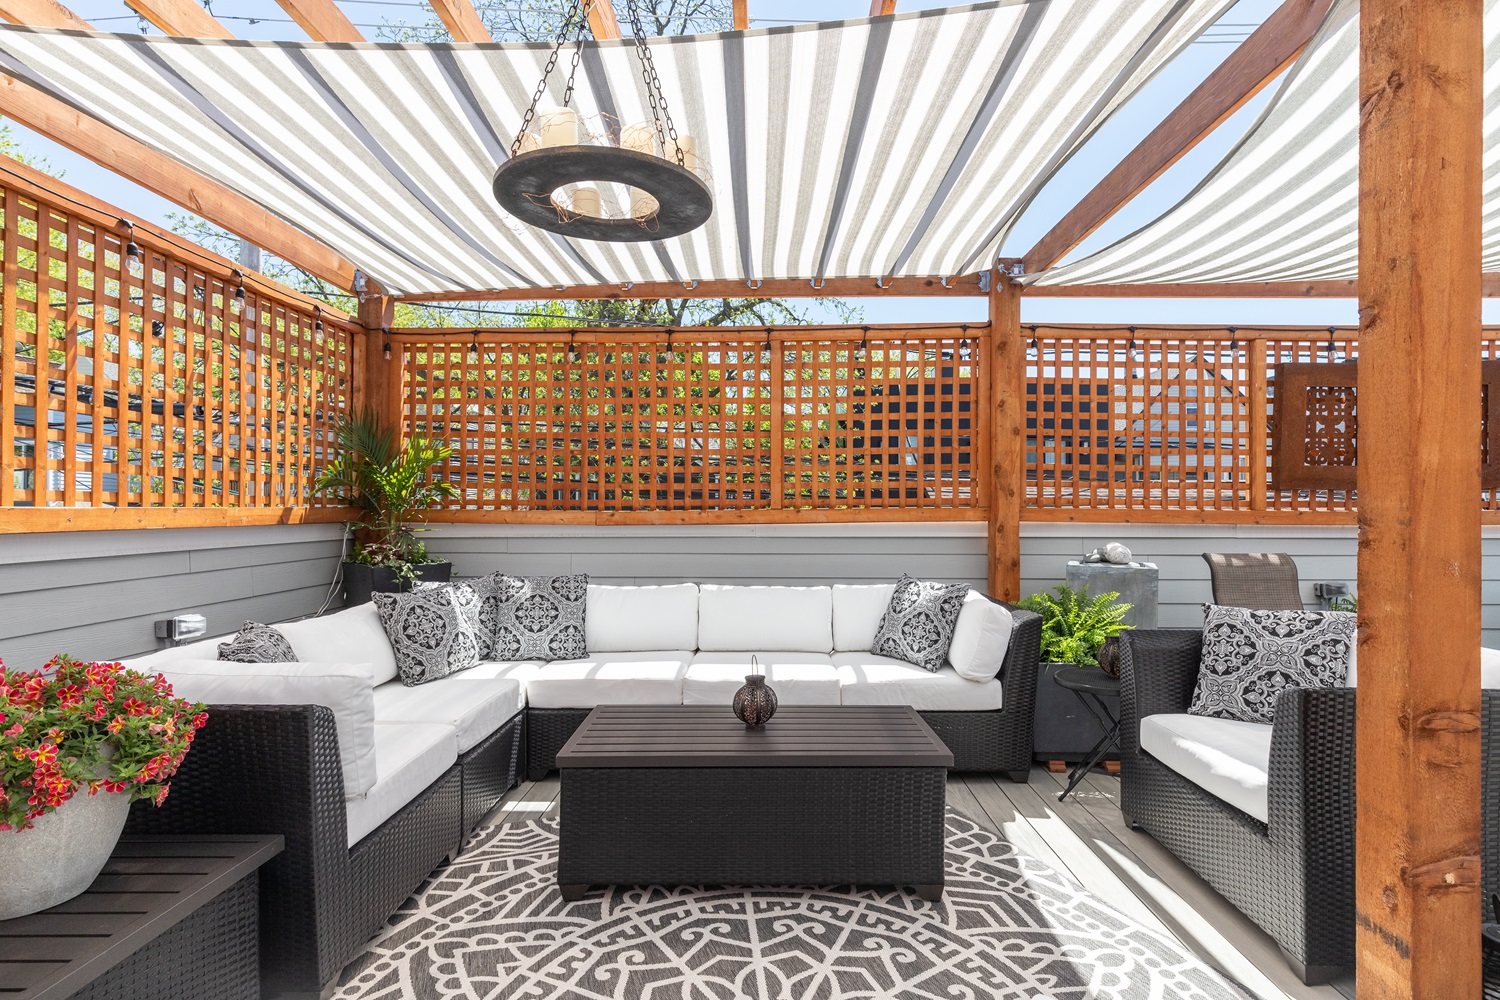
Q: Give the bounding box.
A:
[555,705,954,901]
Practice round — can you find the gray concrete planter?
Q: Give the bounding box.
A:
[0,787,130,919]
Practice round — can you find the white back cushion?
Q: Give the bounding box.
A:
[948,591,1014,681]
[121,635,228,670]
[155,660,378,800]
[697,585,833,652]
[585,584,699,652]
[278,604,399,686]
[831,584,896,652]
[1345,643,1500,687]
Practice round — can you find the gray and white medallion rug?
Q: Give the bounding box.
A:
[335,810,1253,1000]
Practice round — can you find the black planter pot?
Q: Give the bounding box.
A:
[1032,662,1120,762]
[342,560,452,606]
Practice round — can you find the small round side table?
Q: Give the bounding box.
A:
[1052,666,1122,802]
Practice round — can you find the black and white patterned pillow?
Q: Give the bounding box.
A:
[417,579,490,658]
[486,574,588,661]
[871,575,969,672]
[373,585,482,686]
[218,621,297,663]
[1189,604,1356,723]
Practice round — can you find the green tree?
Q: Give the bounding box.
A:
[0,121,61,177]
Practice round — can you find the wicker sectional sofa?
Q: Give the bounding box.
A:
[1119,628,1500,984]
[114,582,1038,998]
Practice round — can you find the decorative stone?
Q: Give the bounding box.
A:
[0,787,130,920]
[1102,542,1133,565]
[1066,559,1160,631]
[732,674,778,729]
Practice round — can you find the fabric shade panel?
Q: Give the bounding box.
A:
[1032,0,1500,287]
[0,0,1230,295]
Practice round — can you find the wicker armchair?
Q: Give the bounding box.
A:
[1201,552,1304,610]
[1119,629,1500,984]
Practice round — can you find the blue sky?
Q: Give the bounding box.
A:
[10,0,1383,326]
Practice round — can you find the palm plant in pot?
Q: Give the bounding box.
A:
[1017,583,1133,762]
[0,655,207,919]
[314,407,459,604]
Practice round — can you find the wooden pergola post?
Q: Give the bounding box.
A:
[988,269,1023,600]
[354,295,400,431]
[1356,0,1483,996]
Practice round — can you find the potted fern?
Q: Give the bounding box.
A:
[1017,583,1134,762]
[314,408,459,604]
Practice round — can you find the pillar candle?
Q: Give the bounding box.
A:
[538,107,579,148]
[571,186,602,219]
[620,123,657,155]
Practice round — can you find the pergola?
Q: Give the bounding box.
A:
[0,0,1483,995]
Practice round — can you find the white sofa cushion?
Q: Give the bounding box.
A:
[344,722,457,846]
[833,653,1004,711]
[278,604,399,686]
[585,584,699,652]
[373,676,523,753]
[1346,643,1500,687]
[120,636,227,669]
[948,591,1014,682]
[1140,713,1273,823]
[461,661,544,691]
[697,585,833,652]
[152,660,378,800]
[523,651,691,709]
[683,652,842,706]
[831,584,896,652]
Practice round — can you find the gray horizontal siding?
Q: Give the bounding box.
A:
[0,524,346,668]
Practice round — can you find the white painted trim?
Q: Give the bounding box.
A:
[423,522,988,539]
[3,523,348,564]
[1020,522,1361,539]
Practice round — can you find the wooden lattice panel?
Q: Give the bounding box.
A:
[399,330,984,514]
[0,182,351,510]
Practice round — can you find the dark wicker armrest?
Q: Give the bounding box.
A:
[125,704,355,990]
[1118,629,1203,755]
[995,601,1042,714]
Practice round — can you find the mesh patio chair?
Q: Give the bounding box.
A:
[1201,552,1304,610]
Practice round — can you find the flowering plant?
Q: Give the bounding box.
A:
[0,655,208,832]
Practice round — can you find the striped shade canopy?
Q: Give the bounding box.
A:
[1033,0,1500,287]
[0,1,1229,295]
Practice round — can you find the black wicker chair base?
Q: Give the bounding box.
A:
[459,712,525,835]
[528,707,594,781]
[559,765,946,894]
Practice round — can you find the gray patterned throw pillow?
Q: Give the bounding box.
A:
[373,585,482,686]
[218,621,297,663]
[1189,604,1355,723]
[486,574,588,661]
[871,575,969,672]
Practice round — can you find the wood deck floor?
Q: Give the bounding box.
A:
[484,766,1356,1000]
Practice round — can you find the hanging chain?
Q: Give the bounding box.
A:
[623,0,684,166]
[510,1,590,157]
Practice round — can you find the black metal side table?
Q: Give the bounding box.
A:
[1052,666,1122,801]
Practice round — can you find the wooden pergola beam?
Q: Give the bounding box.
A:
[870,0,897,15]
[0,72,362,291]
[0,0,91,30]
[1356,0,1483,995]
[428,0,491,42]
[123,0,233,38]
[732,0,748,30]
[586,0,621,40]
[273,0,363,42]
[1022,0,1333,274]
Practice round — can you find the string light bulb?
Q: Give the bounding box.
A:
[468,330,480,361]
[567,331,580,364]
[1227,326,1238,352]
[383,331,392,361]
[232,269,246,301]
[313,304,323,332]
[120,219,140,260]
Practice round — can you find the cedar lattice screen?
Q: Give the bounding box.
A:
[0,181,353,510]
[397,329,985,515]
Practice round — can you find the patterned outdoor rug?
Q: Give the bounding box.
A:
[335,810,1254,1000]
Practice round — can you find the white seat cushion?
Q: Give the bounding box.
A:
[279,604,400,686]
[461,661,544,692]
[831,584,896,652]
[372,676,523,753]
[697,585,833,652]
[947,591,1014,682]
[586,584,699,652]
[344,722,458,846]
[155,660,378,799]
[832,653,1004,711]
[523,651,691,709]
[120,635,230,670]
[1140,713,1273,823]
[683,652,842,705]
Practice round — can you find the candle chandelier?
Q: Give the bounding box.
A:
[492,0,713,242]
